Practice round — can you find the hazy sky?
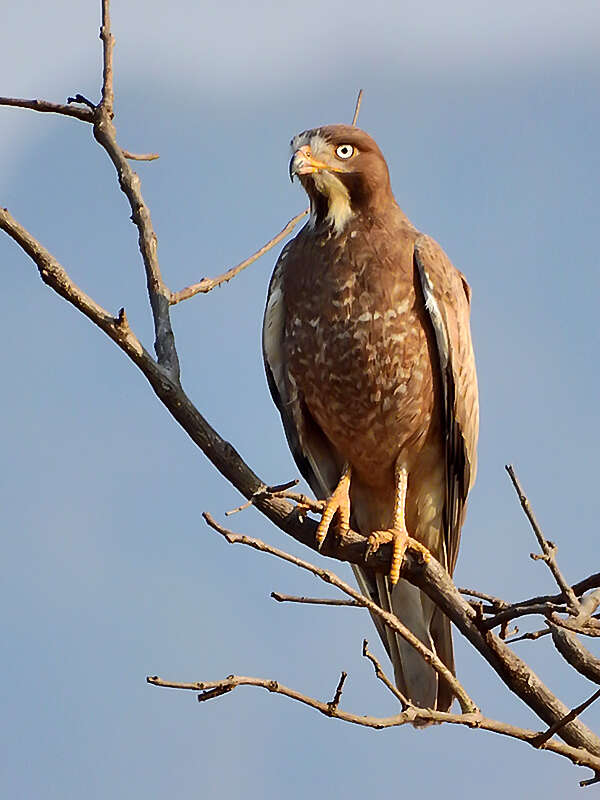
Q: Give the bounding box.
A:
[2,2,600,798]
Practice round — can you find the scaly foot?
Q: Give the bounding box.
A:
[315,463,351,549]
[366,526,409,585]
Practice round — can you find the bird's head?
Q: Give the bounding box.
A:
[289,124,393,234]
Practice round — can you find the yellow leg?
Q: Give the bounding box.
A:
[315,463,351,549]
[367,462,409,585]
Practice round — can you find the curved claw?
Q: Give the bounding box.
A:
[315,464,351,549]
[367,527,409,585]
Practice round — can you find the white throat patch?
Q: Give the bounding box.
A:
[313,171,354,234]
[291,129,354,235]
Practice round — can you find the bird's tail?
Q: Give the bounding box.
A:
[354,566,454,712]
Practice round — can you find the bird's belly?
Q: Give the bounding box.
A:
[287,313,437,485]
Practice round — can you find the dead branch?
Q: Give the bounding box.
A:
[0,95,94,122]
[534,689,600,747]
[550,626,600,683]
[327,671,348,714]
[169,210,308,304]
[362,639,410,708]
[351,89,364,126]
[506,464,580,614]
[459,587,508,607]
[5,185,600,758]
[145,672,600,779]
[121,149,160,161]
[201,512,600,756]
[93,2,179,380]
[271,592,361,607]
[3,1,600,787]
[203,511,478,714]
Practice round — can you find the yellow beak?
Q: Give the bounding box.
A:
[289,145,343,181]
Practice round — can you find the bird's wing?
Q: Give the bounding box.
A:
[413,234,479,573]
[263,243,392,652]
[262,244,340,500]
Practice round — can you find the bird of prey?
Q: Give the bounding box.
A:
[263,124,478,711]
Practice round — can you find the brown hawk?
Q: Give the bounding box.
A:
[263,124,478,711]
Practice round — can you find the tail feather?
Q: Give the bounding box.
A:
[429,605,455,713]
[354,564,455,714]
[388,579,439,710]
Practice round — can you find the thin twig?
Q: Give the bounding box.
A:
[169,210,308,304]
[506,465,580,614]
[484,602,567,631]
[225,479,300,515]
[0,209,147,364]
[203,512,478,714]
[472,573,600,619]
[146,673,600,781]
[0,96,93,122]
[549,613,600,637]
[121,149,159,161]
[261,479,300,494]
[459,587,508,608]
[100,0,115,115]
[276,492,325,513]
[92,3,179,380]
[328,672,348,714]
[534,689,600,747]
[200,510,600,753]
[351,90,364,126]
[362,639,410,709]
[478,578,600,630]
[507,628,551,643]
[271,592,362,607]
[67,93,97,110]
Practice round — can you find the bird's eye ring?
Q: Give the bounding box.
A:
[335,144,354,160]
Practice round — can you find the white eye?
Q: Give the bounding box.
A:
[335,144,354,160]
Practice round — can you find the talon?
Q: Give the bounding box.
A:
[316,463,351,549]
[368,527,408,585]
[389,526,409,585]
[365,528,393,561]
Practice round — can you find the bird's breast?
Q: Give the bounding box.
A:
[284,232,440,483]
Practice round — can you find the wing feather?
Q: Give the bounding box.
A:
[262,245,339,500]
[413,234,479,573]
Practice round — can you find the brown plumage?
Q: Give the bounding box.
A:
[263,124,478,712]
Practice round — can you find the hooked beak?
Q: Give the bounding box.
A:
[289,145,342,182]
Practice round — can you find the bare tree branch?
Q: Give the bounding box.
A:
[0,208,147,365]
[459,587,508,607]
[351,89,364,126]
[506,464,580,614]
[271,592,361,607]
[534,688,600,747]
[550,625,600,683]
[203,512,478,714]
[3,2,600,783]
[201,512,600,755]
[362,639,410,708]
[0,96,94,122]
[5,192,600,756]
[327,671,348,714]
[226,479,300,515]
[121,149,160,161]
[100,0,115,114]
[90,0,179,379]
[146,672,600,779]
[169,210,308,304]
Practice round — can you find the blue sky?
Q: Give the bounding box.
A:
[2,1,600,797]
